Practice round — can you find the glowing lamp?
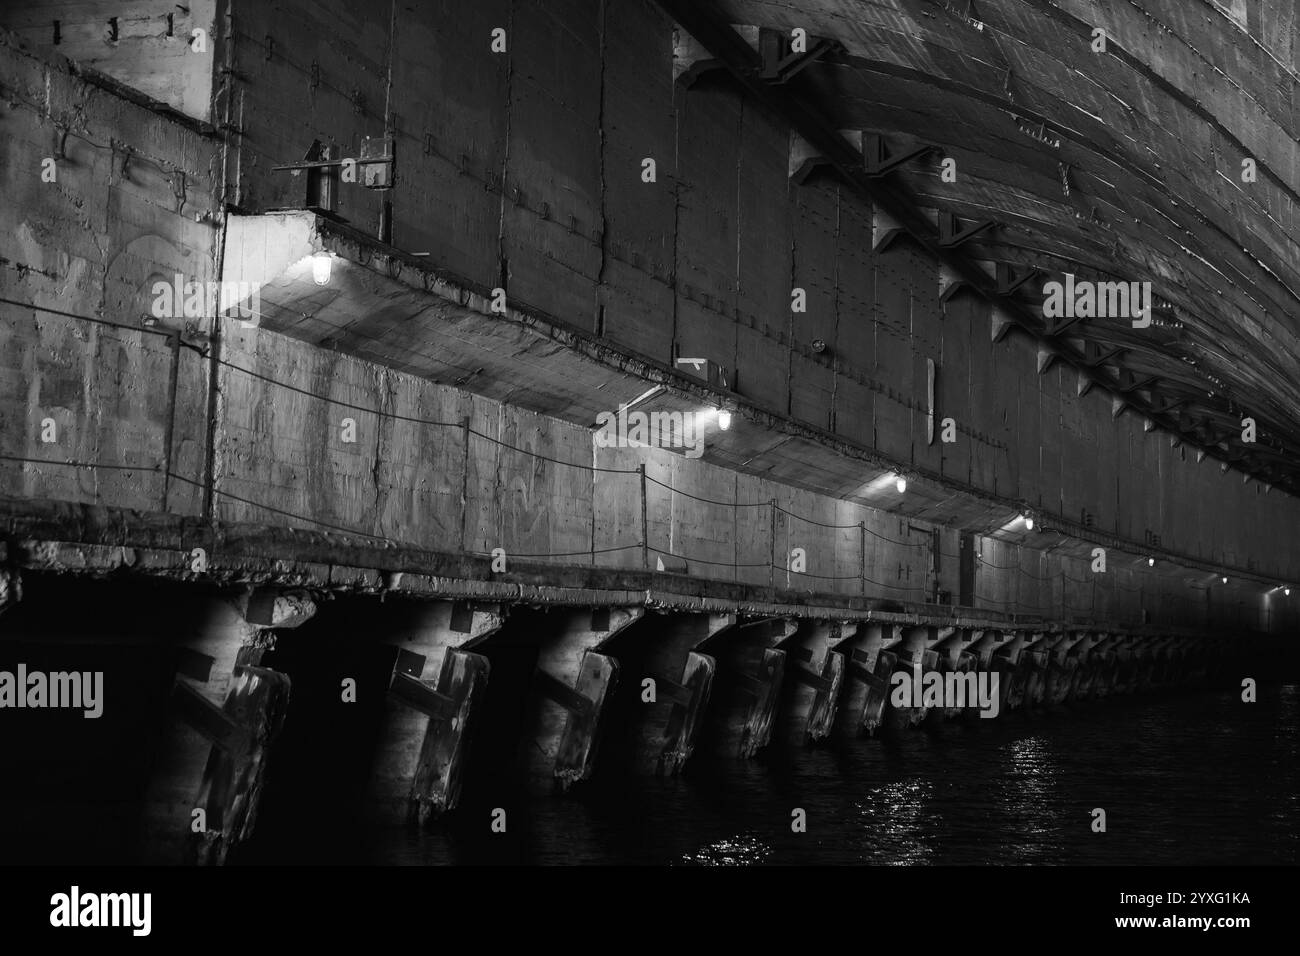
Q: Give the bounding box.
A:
[312,252,332,286]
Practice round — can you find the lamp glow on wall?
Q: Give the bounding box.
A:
[1022,512,1034,531]
[311,251,333,286]
[894,473,907,494]
[717,408,732,431]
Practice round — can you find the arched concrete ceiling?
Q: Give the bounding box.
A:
[671,0,1300,492]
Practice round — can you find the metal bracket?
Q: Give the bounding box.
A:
[938,211,995,248]
[1116,371,1159,394]
[996,262,1038,295]
[1045,311,1087,336]
[864,133,936,178]
[272,136,395,197]
[1082,341,1126,367]
[758,27,840,83]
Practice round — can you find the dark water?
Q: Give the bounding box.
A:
[266,684,1299,866]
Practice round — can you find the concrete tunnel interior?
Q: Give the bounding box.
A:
[0,0,1298,870]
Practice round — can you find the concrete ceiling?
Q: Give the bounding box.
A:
[667,0,1300,493]
[221,210,1280,583]
[224,211,1036,535]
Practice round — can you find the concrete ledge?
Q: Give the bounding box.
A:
[0,495,1245,640]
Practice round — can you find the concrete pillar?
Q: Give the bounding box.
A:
[1132,635,1157,692]
[369,600,502,825]
[605,612,732,775]
[0,566,18,616]
[1101,634,1123,694]
[1168,638,1186,685]
[146,586,312,865]
[927,626,979,724]
[831,622,896,738]
[1092,633,1121,697]
[1175,638,1196,685]
[1166,637,1190,686]
[774,620,849,746]
[1141,637,1165,688]
[700,616,795,759]
[1113,635,1140,694]
[965,628,1011,718]
[1042,632,1077,706]
[1019,632,1050,712]
[953,629,988,722]
[882,624,939,730]
[524,606,642,790]
[1064,632,1101,699]
[991,631,1027,712]
[922,626,953,727]
[1191,638,1212,685]
[968,628,1012,669]
[930,626,963,670]
[1147,636,1177,689]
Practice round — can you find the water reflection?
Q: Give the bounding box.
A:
[251,685,1300,865]
[853,778,935,865]
[678,834,773,866]
[993,736,1063,863]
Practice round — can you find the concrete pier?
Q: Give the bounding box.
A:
[775,621,849,746]
[601,612,732,775]
[832,623,896,739]
[700,618,794,759]
[154,589,312,864]
[882,626,939,731]
[992,634,1028,713]
[523,607,641,789]
[369,600,502,824]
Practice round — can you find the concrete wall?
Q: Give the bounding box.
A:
[0,21,1296,637]
[196,0,1300,581]
[0,0,218,122]
[0,28,215,516]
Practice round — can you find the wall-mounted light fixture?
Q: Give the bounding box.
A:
[312,251,333,285]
